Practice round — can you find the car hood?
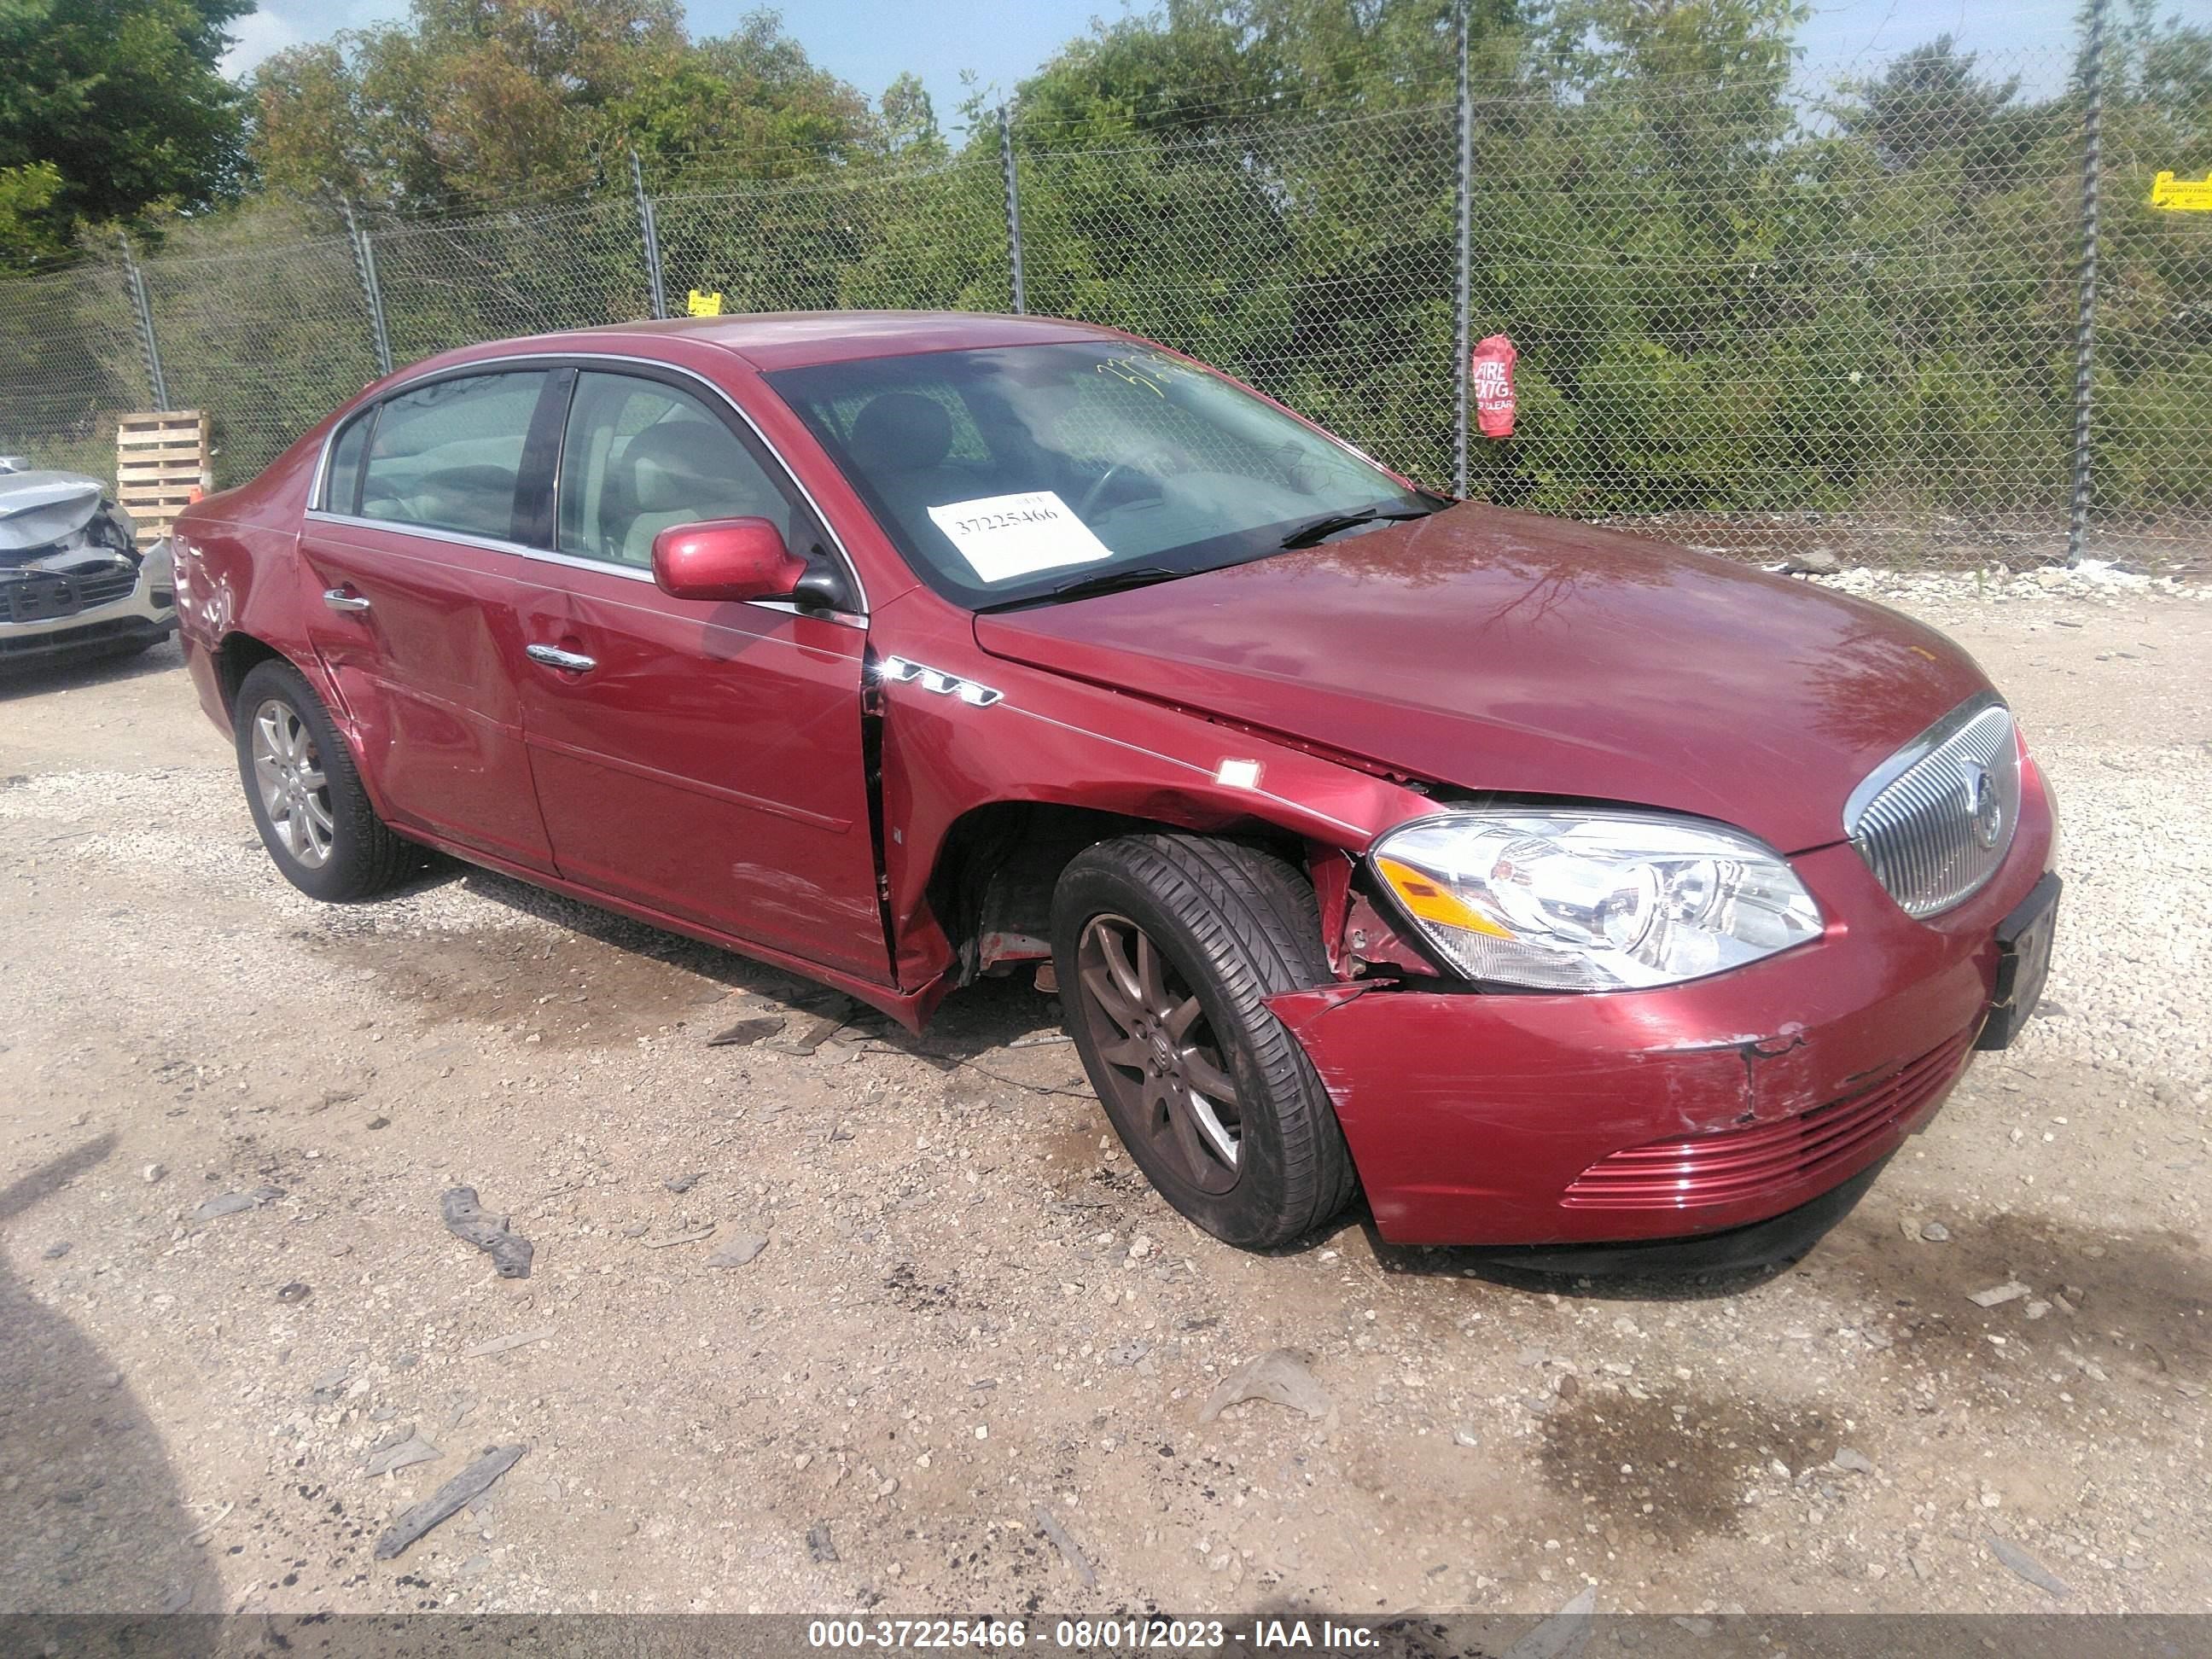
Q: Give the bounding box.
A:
[971,502,1993,853]
[0,469,107,553]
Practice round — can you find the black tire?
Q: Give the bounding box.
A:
[1051,834,1357,1249]
[233,658,412,902]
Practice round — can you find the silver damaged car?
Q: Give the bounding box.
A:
[0,456,177,668]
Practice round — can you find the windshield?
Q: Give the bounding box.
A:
[764,342,1440,609]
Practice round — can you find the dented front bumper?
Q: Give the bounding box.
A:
[1270,764,2058,1247]
[0,538,176,665]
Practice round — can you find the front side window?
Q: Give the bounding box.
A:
[765,343,1436,609]
[556,372,793,569]
[358,370,548,539]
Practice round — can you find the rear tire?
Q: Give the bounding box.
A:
[233,658,411,902]
[1052,834,1356,1249]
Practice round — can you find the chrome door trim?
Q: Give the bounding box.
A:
[306,348,870,616]
[305,511,654,581]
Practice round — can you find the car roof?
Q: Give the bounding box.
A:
[416,311,1129,377]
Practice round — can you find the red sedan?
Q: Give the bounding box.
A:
[172,313,2059,1260]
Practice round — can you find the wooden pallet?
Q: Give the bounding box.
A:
[115,410,210,545]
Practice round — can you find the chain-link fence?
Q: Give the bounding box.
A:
[654,150,1011,317]
[0,259,152,485]
[2,30,2204,568]
[374,196,655,366]
[138,232,383,485]
[1023,104,1464,495]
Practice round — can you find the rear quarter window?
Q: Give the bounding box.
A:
[322,410,372,515]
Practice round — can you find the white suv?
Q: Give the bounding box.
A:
[0,457,177,669]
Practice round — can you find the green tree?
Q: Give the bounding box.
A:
[878,72,943,157]
[1835,35,2040,188]
[0,0,249,265]
[1012,0,1515,141]
[0,162,69,271]
[249,0,878,212]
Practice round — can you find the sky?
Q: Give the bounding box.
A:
[220,0,2098,135]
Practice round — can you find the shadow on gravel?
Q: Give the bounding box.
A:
[346,857,1058,1062]
[1360,1218,1800,1301]
[0,1135,221,1625]
[1396,1246,1798,1301]
[1353,1156,1892,1300]
[0,636,182,704]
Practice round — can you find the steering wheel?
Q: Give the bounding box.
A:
[1077,457,1171,520]
[1076,461,1133,520]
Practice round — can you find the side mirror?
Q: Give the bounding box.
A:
[651,518,808,602]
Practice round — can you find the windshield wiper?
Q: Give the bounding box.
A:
[977,564,1185,612]
[1276,504,1438,550]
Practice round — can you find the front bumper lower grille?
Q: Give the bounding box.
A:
[1562,1033,1973,1210]
[1845,695,2019,917]
[1,560,139,624]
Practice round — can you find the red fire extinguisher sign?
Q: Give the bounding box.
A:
[1471,334,1517,439]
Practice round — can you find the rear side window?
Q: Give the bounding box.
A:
[323,411,372,515]
[358,371,548,540]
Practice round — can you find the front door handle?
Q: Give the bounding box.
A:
[526,643,597,673]
[323,587,371,613]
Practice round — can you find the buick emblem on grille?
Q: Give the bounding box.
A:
[1964,760,2003,849]
[1846,696,2018,917]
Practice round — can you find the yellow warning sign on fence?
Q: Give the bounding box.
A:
[2151,171,2212,211]
[686,289,724,316]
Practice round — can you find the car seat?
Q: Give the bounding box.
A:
[607,419,784,568]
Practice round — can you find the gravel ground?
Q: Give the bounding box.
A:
[0,567,2206,1621]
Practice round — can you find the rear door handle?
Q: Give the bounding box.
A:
[526,643,597,673]
[323,587,371,613]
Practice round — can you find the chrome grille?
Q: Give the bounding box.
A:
[1846,696,2018,917]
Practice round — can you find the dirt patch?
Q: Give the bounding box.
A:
[1035,1115,1109,1177]
[1538,1389,1838,1547]
[1817,1208,2210,1398]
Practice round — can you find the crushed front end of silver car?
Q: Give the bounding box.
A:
[0,457,178,667]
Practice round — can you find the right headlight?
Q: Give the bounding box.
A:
[1371,810,1823,992]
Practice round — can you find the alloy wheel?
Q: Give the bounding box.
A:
[1073,912,1243,1194]
[250,697,335,869]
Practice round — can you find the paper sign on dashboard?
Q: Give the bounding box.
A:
[927,491,1114,585]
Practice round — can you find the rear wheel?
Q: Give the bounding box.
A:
[233,659,411,901]
[1052,835,1355,1249]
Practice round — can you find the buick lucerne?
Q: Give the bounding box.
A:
[172,313,2059,1257]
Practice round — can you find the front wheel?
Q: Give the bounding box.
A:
[233,658,412,902]
[1051,835,1356,1249]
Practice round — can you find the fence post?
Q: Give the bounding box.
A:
[632,150,668,321]
[999,105,1027,316]
[341,198,395,380]
[1452,0,1472,498]
[2066,0,2106,568]
[115,232,169,412]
